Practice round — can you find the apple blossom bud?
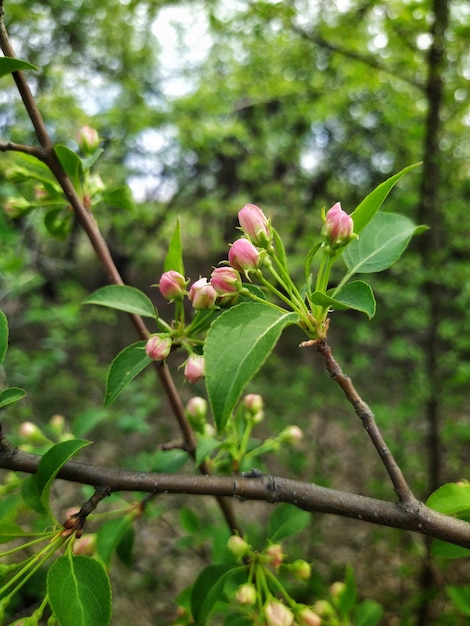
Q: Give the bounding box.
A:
[189,277,217,310]
[329,581,346,598]
[77,125,100,155]
[265,600,294,626]
[145,334,172,361]
[210,267,241,296]
[291,559,311,579]
[228,239,260,274]
[322,202,355,250]
[279,425,303,444]
[243,393,264,422]
[238,203,272,247]
[313,600,334,617]
[184,355,205,384]
[73,533,97,556]
[296,606,321,626]
[227,535,250,558]
[186,396,208,431]
[236,583,257,605]
[19,421,50,445]
[4,197,30,217]
[159,270,187,301]
[266,543,284,568]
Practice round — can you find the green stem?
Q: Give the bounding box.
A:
[0,533,55,558]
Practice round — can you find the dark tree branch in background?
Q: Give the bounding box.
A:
[1,429,470,549]
[0,3,240,535]
[315,340,417,505]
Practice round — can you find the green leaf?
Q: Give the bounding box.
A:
[272,227,289,273]
[304,240,322,285]
[104,341,152,407]
[164,217,185,275]
[310,281,376,319]
[55,144,84,188]
[446,585,470,616]
[0,310,8,365]
[205,302,298,433]
[336,565,357,617]
[0,522,30,543]
[267,503,310,542]
[44,208,72,239]
[195,435,221,464]
[150,448,190,473]
[190,564,236,625]
[83,285,156,318]
[342,213,421,278]
[426,482,470,515]
[0,387,26,409]
[350,163,421,234]
[35,440,91,518]
[101,186,135,212]
[81,149,104,172]
[355,599,384,626]
[431,539,470,559]
[97,517,134,567]
[0,57,38,78]
[47,555,112,626]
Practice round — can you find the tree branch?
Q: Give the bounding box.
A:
[316,339,416,505]
[1,437,469,549]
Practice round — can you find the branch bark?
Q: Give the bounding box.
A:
[1,439,469,549]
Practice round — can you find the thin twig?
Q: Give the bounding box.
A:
[316,339,417,505]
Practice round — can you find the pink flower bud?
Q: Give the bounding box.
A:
[238,203,272,247]
[159,270,187,301]
[322,202,354,249]
[227,535,250,558]
[296,606,321,626]
[186,396,208,420]
[329,581,346,598]
[145,334,172,361]
[236,583,257,605]
[184,355,205,384]
[243,393,264,414]
[73,533,97,556]
[279,425,303,444]
[210,267,241,296]
[228,239,260,273]
[265,600,294,626]
[266,543,284,568]
[77,125,100,155]
[189,277,217,310]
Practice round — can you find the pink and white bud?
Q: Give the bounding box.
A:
[243,393,264,422]
[145,334,172,361]
[227,535,250,558]
[210,267,241,296]
[296,606,321,626]
[186,396,208,421]
[238,203,272,247]
[329,581,346,598]
[236,583,257,605]
[266,543,284,568]
[279,425,303,445]
[265,600,294,626]
[77,125,100,155]
[322,202,355,250]
[184,355,205,384]
[159,270,187,301]
[189,277,217,310]
[228,239,260,273]
[73,533,97,556]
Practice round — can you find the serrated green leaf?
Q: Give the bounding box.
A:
[35,440,91,518]
[104,341,152,407]
[191,564,236,625]
[350,163,421,234]
[205,302,298,433]
[0,310,8,365]
[195,435,221,464]
[355,599,384,626]
[0,387,26,409]
[83,285,156,318]
[426,482,470,515]
[101,186,135,211]
[81,149,104,172]
[47,555,111,626]
[267,504,310,542]
[55,144,84,188]
[342,213,420,278]
[0,57,38,78]
[311,281,376,318]
[446,585,470,615]
[97,517,134,567]
[164,217,185,275]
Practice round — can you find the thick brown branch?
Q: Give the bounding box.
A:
[1,445,469,549]
[316,340,416,504]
